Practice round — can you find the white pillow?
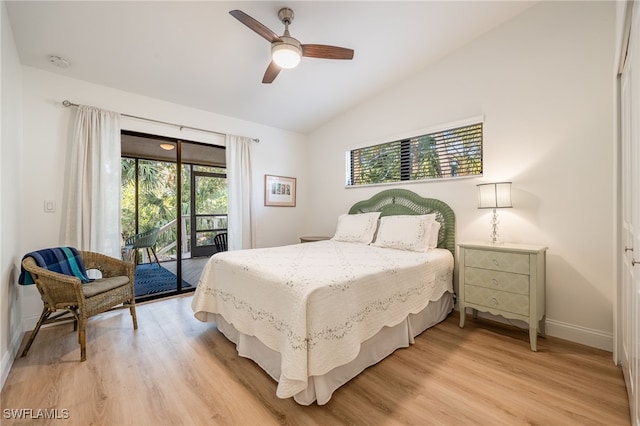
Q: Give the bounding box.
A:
[372,214,436,251]
[428,220,441,249]
[331,212,381,244]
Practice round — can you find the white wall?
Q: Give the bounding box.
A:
[1,0,24,387]
[306,1,616,350]
[17,66,309,330]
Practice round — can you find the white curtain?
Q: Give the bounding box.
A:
[225,135,255,250]
[62,105,122,258]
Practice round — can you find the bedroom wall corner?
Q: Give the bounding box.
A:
[1,0,25,389]
[305,1,616,350]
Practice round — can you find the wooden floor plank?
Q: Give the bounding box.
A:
[1,295,630,425]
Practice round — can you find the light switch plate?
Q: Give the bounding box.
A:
[44,200,56,213]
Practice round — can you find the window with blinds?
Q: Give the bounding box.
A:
[346,121,483,186]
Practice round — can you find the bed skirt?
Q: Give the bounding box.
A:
[205,291,453,405]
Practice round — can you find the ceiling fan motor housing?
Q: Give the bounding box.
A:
[278,7,294,25]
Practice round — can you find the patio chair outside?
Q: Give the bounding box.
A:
[125,227,161,266]
[214,232,228,253]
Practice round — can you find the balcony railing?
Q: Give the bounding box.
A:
[133,214,227,262]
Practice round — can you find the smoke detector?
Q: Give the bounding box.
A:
[48,55,70,69]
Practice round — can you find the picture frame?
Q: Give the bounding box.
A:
[264,174,296,207]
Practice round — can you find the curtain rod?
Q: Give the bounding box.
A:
[62,100,259,143]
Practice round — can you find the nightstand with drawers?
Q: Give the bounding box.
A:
[458,241,548,351]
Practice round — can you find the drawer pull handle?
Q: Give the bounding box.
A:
[491,297,499,305]
[492,278,499,286]
[492,258,499,266]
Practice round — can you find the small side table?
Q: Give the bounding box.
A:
[299,236,331,243]
[458,241,548,351]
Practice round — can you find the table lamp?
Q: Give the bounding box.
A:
[477,182,512,244]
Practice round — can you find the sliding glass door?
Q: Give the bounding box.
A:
[121,131,226,300]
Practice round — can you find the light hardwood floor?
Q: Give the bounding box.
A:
[1,295,630,425]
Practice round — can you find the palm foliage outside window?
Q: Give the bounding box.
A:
[121,159,227,259]
[346,121,483,186]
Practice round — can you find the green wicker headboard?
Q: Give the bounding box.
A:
[348,189,456,256]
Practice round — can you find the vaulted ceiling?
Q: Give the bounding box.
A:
[6,1,535,134]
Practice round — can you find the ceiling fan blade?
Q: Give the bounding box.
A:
[229,10,281,43]
[302,44,354,60]
[262,61,281,84]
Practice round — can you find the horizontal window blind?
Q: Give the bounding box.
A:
[347,122,483,186]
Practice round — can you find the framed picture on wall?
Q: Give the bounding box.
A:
[264,174,296,207]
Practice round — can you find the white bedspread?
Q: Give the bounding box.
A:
[191,240,453,399]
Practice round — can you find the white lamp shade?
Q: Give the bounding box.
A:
[477,182,512,209]
[272,44,301,69]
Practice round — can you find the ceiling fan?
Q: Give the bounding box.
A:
[230,8,355,84]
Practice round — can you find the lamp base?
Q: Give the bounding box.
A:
[488,208,501,244]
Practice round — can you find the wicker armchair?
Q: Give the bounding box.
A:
[21,250,138,361]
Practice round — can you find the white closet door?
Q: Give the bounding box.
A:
[620,3,640,424]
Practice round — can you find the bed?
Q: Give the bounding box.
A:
[191,189,456,405]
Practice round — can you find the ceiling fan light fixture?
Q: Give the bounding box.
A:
[230,8,354,83]
[272,43,301,69]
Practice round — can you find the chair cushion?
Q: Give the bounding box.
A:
[82,276,130,298]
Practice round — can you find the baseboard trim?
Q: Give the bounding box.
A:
[2,312,67,390]
[1,328,23,390]
[461,309,613,352]
[545,318,613,352]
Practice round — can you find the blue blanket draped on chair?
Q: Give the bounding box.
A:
[18,247,92,285]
